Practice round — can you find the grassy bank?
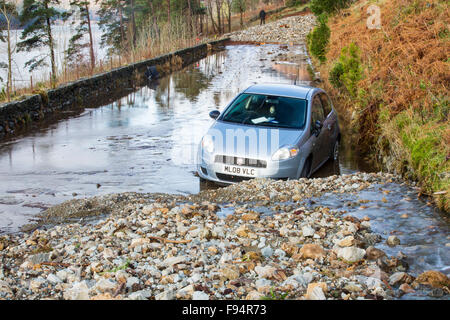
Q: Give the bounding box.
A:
[310,0,449,211]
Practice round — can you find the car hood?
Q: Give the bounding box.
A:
[206,120,304,160]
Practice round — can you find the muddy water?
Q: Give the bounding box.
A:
[0,44,448,295]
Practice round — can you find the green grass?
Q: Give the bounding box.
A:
[391,0,425,27]
[392,106,449,210]
[98,259,131,275]
[261,287,289,300]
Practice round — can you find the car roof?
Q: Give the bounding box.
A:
[243,83,318,99]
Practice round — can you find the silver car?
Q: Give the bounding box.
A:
[197,84,340,184]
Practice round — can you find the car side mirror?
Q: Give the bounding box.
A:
[209,110,220,120]
[313,120,322,136]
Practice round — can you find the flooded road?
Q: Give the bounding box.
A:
[0,44,322,233]
[0,43,448,299]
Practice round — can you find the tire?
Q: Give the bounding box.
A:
[300,158,311,178]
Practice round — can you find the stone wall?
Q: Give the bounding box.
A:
[0,39,228,140]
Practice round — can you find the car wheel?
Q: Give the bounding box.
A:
[300,158,311,178]
[332,140,340,162]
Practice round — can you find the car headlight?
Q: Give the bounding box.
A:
[272,146,299,161]
[201,135,214,154]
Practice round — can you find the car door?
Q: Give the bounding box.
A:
[309,94,327,171]
[319,92,336,157]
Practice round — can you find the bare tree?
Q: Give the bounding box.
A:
[232,0,247,28]
[0,0,17,100]
[167,0,171,30]
[206,0,218,33]
[214,0,223,34]
[224,0,231,32]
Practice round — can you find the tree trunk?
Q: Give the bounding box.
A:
[149,0,160,42]
[44,2,56,87]
[227,3,231,33]
[207,3,217,33]
[130,0,137,46]
[119,5,125,49]
[187,0,193,36]
[221,5,225,33]
[85,4,95,72]
[215,0,221,34]
[167,0,171,30]
[4,4,12,101]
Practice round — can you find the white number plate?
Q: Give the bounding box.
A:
[223,165,257,177]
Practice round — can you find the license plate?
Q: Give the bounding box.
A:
[223,165,257,177]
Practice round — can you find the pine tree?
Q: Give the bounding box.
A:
[17,0,62,87]
[97,0,129,55]
[66,0,95,71]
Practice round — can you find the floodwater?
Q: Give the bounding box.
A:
[0,43,322,233]
[0,44,448,297]
[308,184,449,299]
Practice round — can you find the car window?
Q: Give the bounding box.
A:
[311,95,324,127]
[220,93,308,129]
[320,93,332,117]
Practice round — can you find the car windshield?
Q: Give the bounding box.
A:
[219,93,307,129]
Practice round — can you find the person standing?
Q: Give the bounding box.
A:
[259,9,266,25]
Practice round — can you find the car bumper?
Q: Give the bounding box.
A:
[197,150,303,184]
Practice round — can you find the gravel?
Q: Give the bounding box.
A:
[1,172,447,300]
[226,14,317,44]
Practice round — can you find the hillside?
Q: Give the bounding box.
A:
[316,0,449,211]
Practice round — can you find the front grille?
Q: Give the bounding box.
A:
[215,155,267,168]
[216,173,254,183]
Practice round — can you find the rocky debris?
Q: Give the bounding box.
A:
[302,225,315,237]
[413,271,450,290]
[64,282,90,300]
[298,244,325,260]
[192,291,210,300]
[386,236,401,247]
[0,172,446,300]
[190,172,398,204]
[227,15,317,44]
[428,288,445,298]
[337,247,366,264]
[305,283,327,300]
[389,272,414,286]
[338,236,355,247]
[399,283,415,294]
[366,246,386,260]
